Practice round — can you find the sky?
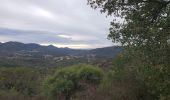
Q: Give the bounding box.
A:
[0,0,114,49]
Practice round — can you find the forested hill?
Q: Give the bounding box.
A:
[0,41,78,57]
[0,42,122,67]
[0,41,122,57]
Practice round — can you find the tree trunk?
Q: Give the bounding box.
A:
[65,94,70,100]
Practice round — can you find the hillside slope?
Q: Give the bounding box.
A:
[0,42,123,67]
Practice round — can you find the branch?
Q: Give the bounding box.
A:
[151,0,170,22]
[166,1,170,5]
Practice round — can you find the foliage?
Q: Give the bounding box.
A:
[88,0,170,99]
[43,64,103,100]
[94,55,149,100]
[87,0,170,63]
[0,67,41,96]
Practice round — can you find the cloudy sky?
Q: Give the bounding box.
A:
[0,0,113,49]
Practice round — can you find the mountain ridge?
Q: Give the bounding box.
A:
[0,41,123,67]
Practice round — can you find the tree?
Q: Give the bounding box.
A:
[43,64,103,100]
[87,0,170,46]
[87,0,170,67]
[87,0,170,99]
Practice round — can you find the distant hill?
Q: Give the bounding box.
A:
[87,46,122,58]
[0,42,123,67]
[0,42,73,56]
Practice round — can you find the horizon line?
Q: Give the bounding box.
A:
[0,41,120,50]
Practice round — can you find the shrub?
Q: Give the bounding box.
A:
[43,64,103,100]
[0,67,40,96]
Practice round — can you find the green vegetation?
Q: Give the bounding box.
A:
[0,0,169,100]
[43,64,103,100]
[0,67,40,95]
[0,52,169,100]
[0,64,105,100]
[87,0,170,100]
[0,67,43,100]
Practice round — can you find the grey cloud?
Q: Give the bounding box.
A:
[0,28,111,46]
[0,0,113,48]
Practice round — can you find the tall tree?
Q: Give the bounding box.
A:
[88,0,170,46]
[87,0,170,99]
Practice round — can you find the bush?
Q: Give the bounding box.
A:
[43,64,103,100]
[0,67,40,96]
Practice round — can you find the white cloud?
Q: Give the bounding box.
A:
[58,34,71,39]
[42,43,91,49]
[31,6,56,19]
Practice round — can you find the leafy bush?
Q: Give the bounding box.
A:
[43,64,103,100]
[89,54,153,100]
